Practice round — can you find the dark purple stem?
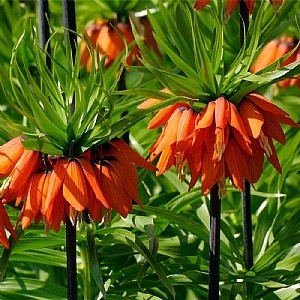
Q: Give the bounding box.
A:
[208,183,220,300]
[62,1,77,299]
[38,0,51,70]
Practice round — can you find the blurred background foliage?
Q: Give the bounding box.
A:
[0,0,299,299]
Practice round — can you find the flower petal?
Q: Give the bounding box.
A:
[100,162,132,217]
[44,157,69,212]
[239,99,264,138]
[175,108,197,154]
[201,151,223,195]
[215,97,230,133]
[9,151,41,193]
[0,137,24,177]
[109,139,157,171]
[246,93,288,116]
[195,101,215,129]
[79,158,110,209]
[266,137,282,174]
[156,144,176,176]
[63,160,89,211]
[224,137,245,192]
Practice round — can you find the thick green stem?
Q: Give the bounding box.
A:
[208,183,220,300]
[66,218,77,300]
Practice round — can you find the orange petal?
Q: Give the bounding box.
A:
[188,144,203,190]
[147,103,187,129]
[137,88,170,110]
[22,171,45,229]
[46,188,66,232]
[195,101,215,129]
[41,171,51,214]
[137,98,163,110]
[0,137,24,177]
[106,158,142,207]
[156,144,176,176]
[239,99,264,138]
[245,0,255,14]
[215,97,230,133]
[201,151,223,195]
[244,138,264,183]
[148,108,182,156]
[266,137,282,174]
[224,137,245,192]
[63,160,88,211]
[194,0,211,10]
[224,0,240,23]
[9,151,41,193]
[262,111,286,144]
[0,201,19,247]
[269,0,283,12]
[79,158,110,208]
[251,39,279,73]
[108,139,157,171]
[246,93,288,116]
[274,114,300,129]
[100,162,132,217]
[44,157,69,212]
[175,108,197,154]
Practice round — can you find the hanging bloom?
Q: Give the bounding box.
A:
[194,0,211,10]
[141,93,299,197]
[90,138,157,218]
[0,136,156,235]
[139,94,198,182]
[0,201,19,249]
[80,19,139,71]
[0,136,25,178]
[269,0,284,12]
[238,92,300,183]
[138,16,161,59]
[251,36,300,89]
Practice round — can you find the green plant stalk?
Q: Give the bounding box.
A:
[79,237,92,300]
[66,217,77,300]
[240,1,254,299]
[208,183,220,300]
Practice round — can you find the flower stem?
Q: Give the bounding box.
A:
[208,183,220,300]
[62,0,77,115]
[240,2,254,299]
[37,0,51,70]
[239,0,249,47]
[66,217,77,300]
[62,1,78,299]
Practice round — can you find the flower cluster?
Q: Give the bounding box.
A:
[251,36,300,89]
[0,137,156,245]
[80,19,139,70]
[80,17,160,71]
[139,92,299,197]
[194,0,284,21]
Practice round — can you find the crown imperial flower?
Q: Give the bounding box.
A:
[139,91,299,197]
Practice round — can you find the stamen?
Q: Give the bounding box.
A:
[259,131,273,157]
[69,206,77,226]
[214,130,226,162]
[176,155,186,182]
[104,208,111,225]
[43,217,51,235]
[218,174,227,198]
[0,177,11,199]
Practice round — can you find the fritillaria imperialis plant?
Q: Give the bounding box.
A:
[0,0,299,299]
